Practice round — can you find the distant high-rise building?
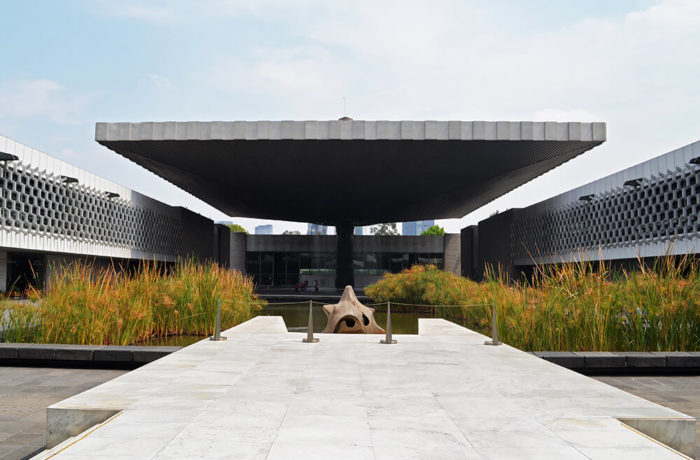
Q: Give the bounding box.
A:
[255,224,273,235]
[354,226,363,236]
[402,220,435,236]
[307,223,327,235]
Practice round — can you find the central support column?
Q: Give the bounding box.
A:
[335,222,354,289]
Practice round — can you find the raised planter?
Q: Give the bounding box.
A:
[0,343,182,369]
[531,351,700,375]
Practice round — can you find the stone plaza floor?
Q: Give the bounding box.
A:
[594,375,700,459]
[29,317,695,459]
[4,371,698,460]
[0,367,126,460]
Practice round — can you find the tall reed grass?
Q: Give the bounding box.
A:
[365,257,699,351]
[0,259,263,345]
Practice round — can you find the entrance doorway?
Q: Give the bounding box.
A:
[6,252,45,297]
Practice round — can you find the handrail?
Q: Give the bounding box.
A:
[264,298,502,346]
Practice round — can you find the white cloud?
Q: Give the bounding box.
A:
[148,73,175,91]
[0,79,96,125]
[627,0,700,29]
[8,0,699,234]
[95,0,177,23]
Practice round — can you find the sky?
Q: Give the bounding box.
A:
[1,0,698,235]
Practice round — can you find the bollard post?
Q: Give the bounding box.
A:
[210,299,227,341]
[303,299,319,343]
[484,302,501,346]
[380,300,397,344]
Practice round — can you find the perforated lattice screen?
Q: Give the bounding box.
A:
[511,166,700,261]
[0,163,182,256]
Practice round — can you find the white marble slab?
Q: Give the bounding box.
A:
[35,318,695,459]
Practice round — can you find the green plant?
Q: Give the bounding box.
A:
[365,258,699,351]
[0,259,264,345]
[228,223,249,233]
[420,225,445,236]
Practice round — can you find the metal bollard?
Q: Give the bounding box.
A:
[303,299,319,343]
[210,299,227,341]
[484,302,501,346]
[380,300,397,344]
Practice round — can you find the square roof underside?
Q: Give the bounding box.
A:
[96,121,605,225]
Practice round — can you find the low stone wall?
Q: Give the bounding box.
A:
[532,351,700,374]
[0,343,183,368]
[2,344,699,374]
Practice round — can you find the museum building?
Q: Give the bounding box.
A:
[0,121,697,293]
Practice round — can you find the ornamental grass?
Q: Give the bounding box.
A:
[365,257,699,351]
[0,259,263,345]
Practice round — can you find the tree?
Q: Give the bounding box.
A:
[282,230,301,235]
[370,222,399,235]
[228,223,249,234]
[420,225,445,236]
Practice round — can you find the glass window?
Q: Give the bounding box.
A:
[390,253,410,273]
[299,252,312,270]
[260,253,274,286]
[286,253,300,286]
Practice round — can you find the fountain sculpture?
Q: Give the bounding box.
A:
[322,286,385,334]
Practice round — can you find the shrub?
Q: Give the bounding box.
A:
[0,259,263,345]
[420,225,445,236]
[365,259,700,351]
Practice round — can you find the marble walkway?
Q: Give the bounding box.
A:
[34,317,696,459]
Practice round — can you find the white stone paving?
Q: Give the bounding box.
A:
[36,317,695,459]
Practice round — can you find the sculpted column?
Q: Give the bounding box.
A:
[335,222,354,289]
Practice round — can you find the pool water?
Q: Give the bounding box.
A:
[261,303,431,334]
[134,303,477,346]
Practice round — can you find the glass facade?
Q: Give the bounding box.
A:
[255,224,273,235]
[402,220,435,236]
[307,224,328,235]
[246,251,443,286]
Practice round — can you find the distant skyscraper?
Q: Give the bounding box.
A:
[354,226,363,236]
[307,223,327,235]
[255,224,273,235]
[402,220,434,236]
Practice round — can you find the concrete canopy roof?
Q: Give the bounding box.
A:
[95,120,605,226]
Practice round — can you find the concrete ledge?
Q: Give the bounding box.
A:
[619,417,697,458]
[53,345,101,362]
[532,351,700,374]
[532,351,585,369]
[0,343,182,368]
[667,352,700,368]
[16,344,57,361]
[624,352,668,368]
[92,346,133,363]
[46,407,121,449]
[131,346,182,364]
[0,344,18,359]
[576,351,627,369]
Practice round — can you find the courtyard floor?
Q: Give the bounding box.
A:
[1,329,698,459]
[0,367,126,460]
[32,318,697,459]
